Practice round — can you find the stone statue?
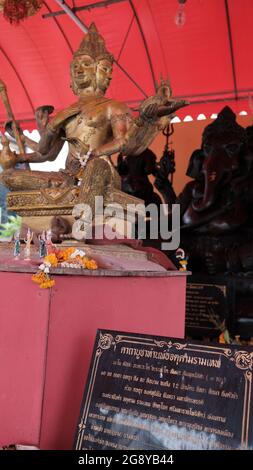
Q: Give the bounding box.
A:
[117,148,162,207]
[0,23,188,239]
[117,143,177,209]
[178,106,253,274]
[178,107,253,338]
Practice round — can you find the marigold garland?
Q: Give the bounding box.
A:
[32,247,98,289]
[44,253,58,267]
[31,271,55,289]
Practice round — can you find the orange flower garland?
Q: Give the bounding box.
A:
[31,271,55,289]
[44,253,58,267]
[32,247,98,289]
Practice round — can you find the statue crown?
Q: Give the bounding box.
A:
[155,75,172,99]
[203,106,246,142]
[73,23,114,63]
[160,75,171,89]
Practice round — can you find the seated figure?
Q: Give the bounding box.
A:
[0,23,187,239]
[117,148,162,207]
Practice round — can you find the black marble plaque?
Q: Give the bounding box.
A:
[74,329,253,450]
[186,275,235,337]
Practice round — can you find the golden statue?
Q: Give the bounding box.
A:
[0,23,187,238]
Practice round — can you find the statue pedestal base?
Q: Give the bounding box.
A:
[0,262,188,449]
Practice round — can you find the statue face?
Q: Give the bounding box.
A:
[71,54,96,93]
[202,132,243,170]
[96,58,113,93]
[71,54,112,95]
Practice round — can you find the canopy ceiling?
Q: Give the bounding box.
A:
[0,0,252,129]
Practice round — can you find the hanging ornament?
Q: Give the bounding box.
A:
[175,0,187,28]
[3,0,43,24]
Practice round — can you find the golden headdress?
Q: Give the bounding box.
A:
[73,23,114,63]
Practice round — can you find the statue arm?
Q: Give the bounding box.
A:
[92,120,160,158]
[92,105,134,156]
[23,135,39,152]
[23,102,80,157]
[91,104,160,157]
[16,137,64,164]
[92,98,187,158]
[177,182,196,215]
[5,121,40,152]
[1,104,75,167]
[18,106,69,163]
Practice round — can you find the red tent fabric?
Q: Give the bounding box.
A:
[0,0,252,129]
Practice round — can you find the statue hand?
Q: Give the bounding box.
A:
[139,93,189,122]
[0,134,16,169]
[158,153,175,179]
[157,99,189,118]
[63,137,89,157]
[35,105,54,131]
[15,153,30,164]
[5,120,24,140]
[140,98,160,123]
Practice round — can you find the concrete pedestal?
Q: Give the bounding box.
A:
[0,269,187,449]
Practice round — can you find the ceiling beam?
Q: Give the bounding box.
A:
[43,0,126,19]
[224,0,238,101]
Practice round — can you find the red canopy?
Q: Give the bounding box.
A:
[0,0,252,129]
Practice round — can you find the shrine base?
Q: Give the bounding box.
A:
[0,270,187,449]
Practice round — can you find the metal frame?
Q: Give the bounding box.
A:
[224,0,238,101]
[43,0,127,18]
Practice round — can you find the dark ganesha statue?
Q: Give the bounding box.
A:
[178,106,253,337]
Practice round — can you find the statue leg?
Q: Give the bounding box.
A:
[74,158,111,239]
[78,158,111,212]
[0,169,68,191]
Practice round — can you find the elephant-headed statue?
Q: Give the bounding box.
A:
[179,106,253,274]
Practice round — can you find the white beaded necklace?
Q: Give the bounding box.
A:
[78,149,93,168]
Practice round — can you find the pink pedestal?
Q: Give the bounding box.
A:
[0,271,187,449]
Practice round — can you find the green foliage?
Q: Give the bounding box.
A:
[0,215,22,239]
